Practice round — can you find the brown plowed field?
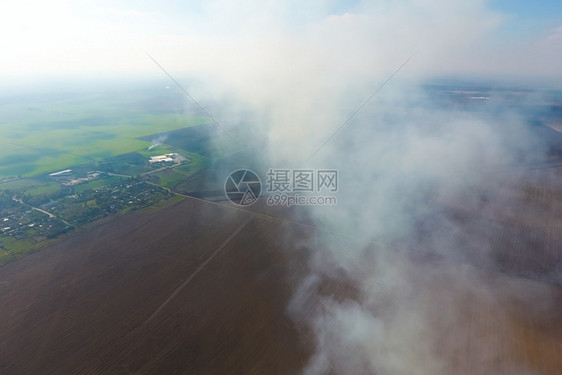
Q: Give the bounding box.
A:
[0,198,311,374]
[0,195,561,374]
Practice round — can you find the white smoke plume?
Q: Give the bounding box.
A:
[146,1,560,373]
[148,134,169,150]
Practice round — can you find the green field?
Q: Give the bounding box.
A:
[0,90,207,177]
[0,178,62,196]
[0,234,58,256]
[0,83,242,262]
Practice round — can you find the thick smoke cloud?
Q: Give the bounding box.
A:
[169,1,557,374]
[288,91,548,374]
[171,0,505,163]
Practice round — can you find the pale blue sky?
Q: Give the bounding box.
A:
[489,0,562,40]
[491,0,562,19]
[0,0,560,79]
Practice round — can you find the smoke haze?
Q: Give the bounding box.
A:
[165,2,562,374]
[3,1,561,373]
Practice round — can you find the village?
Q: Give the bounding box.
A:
[0,176,173,251]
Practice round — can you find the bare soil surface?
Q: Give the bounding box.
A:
[0,188,561,374]
[0,198,312,374]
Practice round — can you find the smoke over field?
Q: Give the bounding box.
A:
[148,134,169,150]
[172,2,562,374]
[269,88,562,374]
[0,1,561,374]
